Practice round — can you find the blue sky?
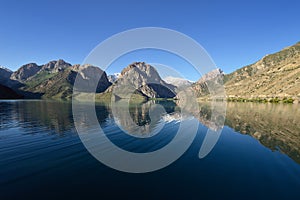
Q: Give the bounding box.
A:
[1,0,300,81]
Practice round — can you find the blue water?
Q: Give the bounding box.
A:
[0,100,300,199]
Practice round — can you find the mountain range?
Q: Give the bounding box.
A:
[0,41,299,102]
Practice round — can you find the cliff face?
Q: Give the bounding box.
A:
[107,62,176,99]
[72,64,111,93]
[224,42,300,98]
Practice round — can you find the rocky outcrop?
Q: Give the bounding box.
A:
[176,68,224,98]
[72,64,111,93]
[10,63,41,82]
[108,62,176,99]
[41,59,71,72]
[198,68,224,83]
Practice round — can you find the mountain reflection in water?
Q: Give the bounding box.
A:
[0,100,300,199]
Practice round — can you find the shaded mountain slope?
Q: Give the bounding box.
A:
[0,84,22,99]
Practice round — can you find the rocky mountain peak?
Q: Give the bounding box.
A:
[41,59,71,72]
[120,62,140,74]
[10,63,40,82]
[120,62,162,83]
[197,68,224,83]
[110,62,176,98]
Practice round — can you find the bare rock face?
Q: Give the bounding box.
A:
[197,68,224,83]
[178,68,224,98]
[10,63,41,82]
[195,68,225,97]
[41,59,71,72]
[109,62,176,98]
[71,64,111,93]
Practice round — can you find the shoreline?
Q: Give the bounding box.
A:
[196,96,299,104]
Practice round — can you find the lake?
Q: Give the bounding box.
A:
[0,100,300,199]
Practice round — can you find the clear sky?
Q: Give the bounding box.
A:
[1,0,300,81]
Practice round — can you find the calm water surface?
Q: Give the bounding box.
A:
[0,100,300,199]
